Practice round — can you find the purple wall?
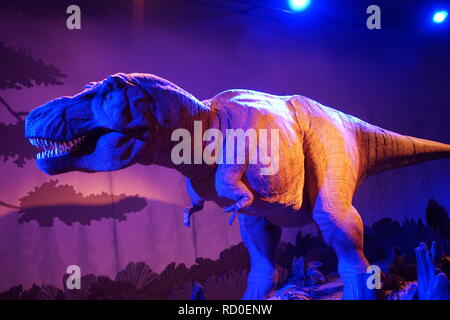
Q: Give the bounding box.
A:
[0,1,449,291]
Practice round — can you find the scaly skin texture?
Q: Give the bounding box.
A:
[25,73,450,300]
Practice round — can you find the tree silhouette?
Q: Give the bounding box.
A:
[0,43,66,90]
[0,121,38,167]
[0,180,148,226]
[0,42,66,167]
[426,199,450,253]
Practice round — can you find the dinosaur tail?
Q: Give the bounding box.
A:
[356,124,450,177]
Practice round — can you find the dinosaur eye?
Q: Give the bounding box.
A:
[105,94,112,100]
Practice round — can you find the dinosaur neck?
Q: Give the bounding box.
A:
[140,98,218,181]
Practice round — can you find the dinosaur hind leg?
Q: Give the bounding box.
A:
[239,214,281,300]
[312,193,376,300]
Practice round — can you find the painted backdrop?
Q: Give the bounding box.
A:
[0,0,449,292]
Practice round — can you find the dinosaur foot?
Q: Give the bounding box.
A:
[242,281,274,300]
[342,273,377,300]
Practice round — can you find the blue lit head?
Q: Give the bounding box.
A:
[433,10,448,23]
[288,0,311,12]
[25,73,152,174]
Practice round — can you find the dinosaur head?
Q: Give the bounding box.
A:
[25,73,205,175]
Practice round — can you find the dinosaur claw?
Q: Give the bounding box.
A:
[224,203,242,225]
[228,210,238,225]
[224,205,234,212]
[183,207,192,228]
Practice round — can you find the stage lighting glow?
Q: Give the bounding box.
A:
[433,10,448,23]
[288,0,311,12]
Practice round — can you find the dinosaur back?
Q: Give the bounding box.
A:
[210,90,307,211]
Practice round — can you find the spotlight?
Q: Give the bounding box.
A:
[288,0,311,12]
[432,10,448,23]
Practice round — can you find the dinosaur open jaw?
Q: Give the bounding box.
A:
[28,128,147,162]
[29,135,88,160]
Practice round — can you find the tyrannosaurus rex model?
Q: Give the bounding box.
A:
[25,73,450,300]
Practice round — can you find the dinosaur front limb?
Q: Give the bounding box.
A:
[239,214,281,300]
[184,178,205,227]
[183,205,204,227]
[215,164,254,225]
